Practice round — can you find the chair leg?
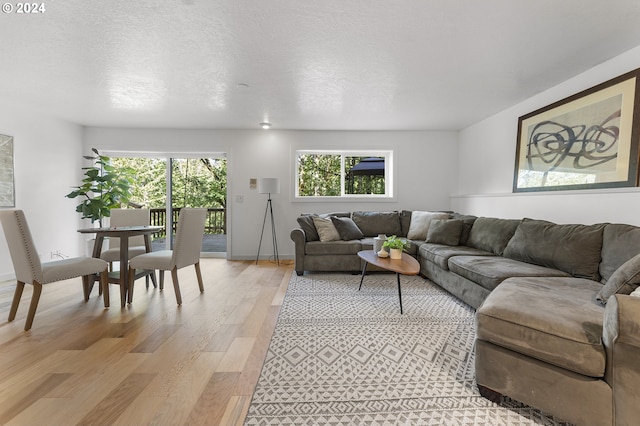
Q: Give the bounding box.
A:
[171,267,182,305]
[159,271,165,291]
[24,282,43,331]
[127,268,135,304]
[150,271,157,288]
[194,262,204,293]
[145,275,149,289]
[120,282,127,308]
[102,270,110,308]
[8,281,25,321]
[82,276,90,302]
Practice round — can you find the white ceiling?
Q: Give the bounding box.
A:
[2,0,640,130]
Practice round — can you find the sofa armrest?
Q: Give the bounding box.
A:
[290,228,306,275]
[602,294,640,424]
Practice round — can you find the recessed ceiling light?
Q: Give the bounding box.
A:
[259,122,271,129]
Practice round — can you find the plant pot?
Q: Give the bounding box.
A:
[390,248,403,259]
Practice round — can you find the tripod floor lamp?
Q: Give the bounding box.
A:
[256,178,280,265]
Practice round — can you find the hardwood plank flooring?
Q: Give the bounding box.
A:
[0,259,292,425]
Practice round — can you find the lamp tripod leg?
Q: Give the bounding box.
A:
[256,197,270,265]
[269,198,279,265]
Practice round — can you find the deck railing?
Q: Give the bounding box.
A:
[149,207,226,237]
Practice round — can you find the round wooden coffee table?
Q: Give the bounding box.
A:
[357,250,420,314]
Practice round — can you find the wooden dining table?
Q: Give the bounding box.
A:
[78,225,163,304]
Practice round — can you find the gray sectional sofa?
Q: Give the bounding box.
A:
[290,211,640,425]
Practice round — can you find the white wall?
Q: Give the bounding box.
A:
[0,105,85,281]
[84,128,458,260]
[454,44,640,226]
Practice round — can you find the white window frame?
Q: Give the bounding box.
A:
[294,149,394,201]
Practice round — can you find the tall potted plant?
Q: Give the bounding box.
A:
[66,148,134,227]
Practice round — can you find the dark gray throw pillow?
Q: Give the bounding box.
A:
[426,219,463,246]
[331,216,364,240]
[596,252,640,304]
[297,215,319,241]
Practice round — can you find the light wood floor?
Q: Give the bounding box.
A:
[0,259,292,425]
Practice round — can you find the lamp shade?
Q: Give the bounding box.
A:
[258,178,280,194]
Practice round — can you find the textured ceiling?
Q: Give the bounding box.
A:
[2,0,640,130]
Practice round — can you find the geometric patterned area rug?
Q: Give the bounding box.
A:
[244,273,571,425]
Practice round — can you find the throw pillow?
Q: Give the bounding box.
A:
[297,215,319,241]
[596,252,640,304]
[407,211,449,240]
[312,216,341,242]
[330,216,364,240]
[426,219,463,246]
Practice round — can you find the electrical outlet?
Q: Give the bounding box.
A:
[51,250,66,259]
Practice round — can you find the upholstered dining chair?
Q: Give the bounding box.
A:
[0,209,109,330]
[100,208,156,290]
[128,208,206,305]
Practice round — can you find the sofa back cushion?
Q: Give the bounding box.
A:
[599,223,640,283]
[400,210,412,237]
[503,218,606,280]
[466,217,520,255]
[352,211,402,237]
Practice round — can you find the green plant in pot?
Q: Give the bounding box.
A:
[383,235,410,259]
[66,148,135,227]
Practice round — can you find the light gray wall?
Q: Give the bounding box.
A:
[84,128,459,260]
[0,104,85,281]
[453,44,640,226]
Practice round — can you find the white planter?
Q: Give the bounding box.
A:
[390,248,403,259]
[373,234,387,253]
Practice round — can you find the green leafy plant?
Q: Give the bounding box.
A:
[66,148,135,226]
[383,235,410,251]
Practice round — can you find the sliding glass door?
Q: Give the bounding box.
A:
[111,154,227,255]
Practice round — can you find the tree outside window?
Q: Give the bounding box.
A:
[296,151,392,198]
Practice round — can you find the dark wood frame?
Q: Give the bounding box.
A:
[513,68,640,192]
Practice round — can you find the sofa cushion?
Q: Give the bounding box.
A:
[352,211,402,237]
[297,212,351,242]
[305,240,362,255]
[596,252,640,304]
[599,223,640,283]
[419,244,494,270]
[448,255,570,291]
[426,219,463,246]
[466,217,520,255]
[407,211,450,240]
[330,216,364,240]
[451,213,477,246]
[297,215,320,242]
[312,216,341,242]
[503,218,605,280]
[400,210,412,237]
[476,276,606,377]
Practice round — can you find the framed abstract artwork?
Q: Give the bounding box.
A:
[513,68,640,192]
[0,134,15,207]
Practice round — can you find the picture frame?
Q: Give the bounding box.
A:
[0,134,14,207]
[513,68,640,192]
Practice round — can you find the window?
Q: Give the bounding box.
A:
[295,150,393,199]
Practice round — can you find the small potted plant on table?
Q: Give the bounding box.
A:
[383,235,410,260]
